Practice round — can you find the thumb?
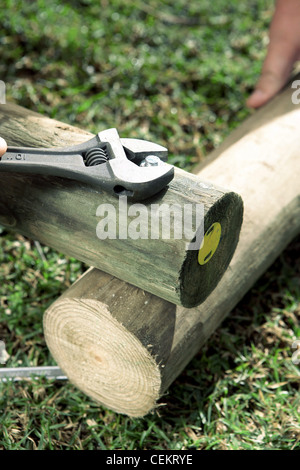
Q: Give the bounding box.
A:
[0,137,7,157]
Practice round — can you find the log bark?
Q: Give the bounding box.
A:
[43,78,300,416]
[0,104,243,307]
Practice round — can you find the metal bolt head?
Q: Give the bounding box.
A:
[140,155,162,167]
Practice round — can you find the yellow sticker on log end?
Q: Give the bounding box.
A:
[198,222,222,265]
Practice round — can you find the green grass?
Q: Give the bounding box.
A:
[0,0,299,450]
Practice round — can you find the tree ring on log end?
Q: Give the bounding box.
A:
[43,298,161,417]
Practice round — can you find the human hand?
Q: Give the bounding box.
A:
[247,0,300,108]
[0,137,7,157]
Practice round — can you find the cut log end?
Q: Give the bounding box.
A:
[43,298,161,417]
[179,191,244,307]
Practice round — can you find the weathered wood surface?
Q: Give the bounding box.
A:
[43,78,300,416]
[0,103,243,307]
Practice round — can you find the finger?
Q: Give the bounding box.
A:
[247,40,296,108]
[0,137,7,157]
[247,0,300,108]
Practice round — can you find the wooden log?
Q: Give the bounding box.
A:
[43,78,300,416]
[0,103,243,307]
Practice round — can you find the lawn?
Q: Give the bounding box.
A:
[0,0,299,450]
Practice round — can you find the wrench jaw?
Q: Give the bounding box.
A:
[120,137,169,165]
[0,128,174,201]
[96,128,174,200]
[108,159,174,200]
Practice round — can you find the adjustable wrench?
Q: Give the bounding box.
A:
[0,128,174,201]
